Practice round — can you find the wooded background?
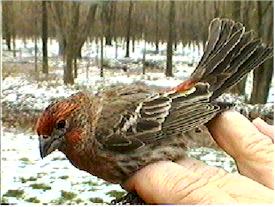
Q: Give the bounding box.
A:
[2,0,274,104]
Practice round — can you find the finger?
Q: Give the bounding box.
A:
[176,157,224,176]
[252,117,274,141]
[207,110,274,189]
[207,110,273,160]
[176,158,273,203]
[124,160,234,204]
[124,159,274,204]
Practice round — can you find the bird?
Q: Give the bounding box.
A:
[36,18,272,188]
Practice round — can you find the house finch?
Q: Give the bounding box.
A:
[36,18,272,186]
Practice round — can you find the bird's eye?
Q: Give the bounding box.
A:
[56,120,66,129]
[42,135,49,139]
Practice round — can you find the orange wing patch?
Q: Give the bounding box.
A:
[171,79,197,93]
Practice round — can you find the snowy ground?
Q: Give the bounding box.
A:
[1,128,123,204]
[1,38,271,204]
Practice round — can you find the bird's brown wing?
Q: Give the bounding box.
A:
[95,83,221,153]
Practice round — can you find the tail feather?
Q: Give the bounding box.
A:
[210,39,262,95]
[213,31,254,76]
[214,20,236,52]
[214,46,273,99]
[204,28,244,75]
[188,18,273,100]
[197,18,222,67]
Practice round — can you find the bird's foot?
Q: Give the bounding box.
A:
[110,192,146,205]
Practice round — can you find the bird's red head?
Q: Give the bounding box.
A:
[36,98,81,158]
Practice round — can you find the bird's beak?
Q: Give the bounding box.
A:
[39,136,61,159]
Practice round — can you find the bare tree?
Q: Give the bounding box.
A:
[112,2,118,59]
[50,2,97,84]
[2,1,12,50]
[142,15,148,75]
[42,1,48,75]
[100,3,105,77]
[73,58,78,78]
[213,1,219,18]
[102,1,115,46]
[250,1,273,104]
[166,0,175,77]
[32,3,39,78]
[65,2,80,84]
[125,1,133,57]
[11,2,16,57]
[4,1,273,99]
[155,1,159,53]
[100,34,104,77]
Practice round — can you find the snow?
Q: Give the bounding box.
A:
[1,127,123,204]
[2,77,76,110]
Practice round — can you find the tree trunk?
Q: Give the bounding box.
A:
[155,1,159,54]
[96,37,99,65]
[42,1,49,75]
[115,38,118,59]
[34,33,38,77]
[105,36,112,46]
[74,4,97,58]
[73,58,77,79]
[100,34,104,77]
[51,2,97,60]
[142,15,147,75]
[33,0,38,77]
[132,36,135,53]
[166,1,175,77]
[76,43,83,58]
[103,1,115,46]
[125,1,133,57]
[105,4,112,47]
[232,1,241,21]
[63,2,80,85]
[100,5,105,77]
[58,35,66,57]
[142,39,146,75]
[250,1,273,104]
[250,59,273,104]
[213,1,219,17]
[64,51,74,85]
[2,2,12,50]
[105,14,112,46]
[12,33,16,57]
[113,2,117,58]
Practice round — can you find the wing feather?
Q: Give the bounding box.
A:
[100,83,221,153]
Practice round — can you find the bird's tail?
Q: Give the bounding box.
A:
[174,18,273,100]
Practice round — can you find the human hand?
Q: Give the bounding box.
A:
[124,111,274,204]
